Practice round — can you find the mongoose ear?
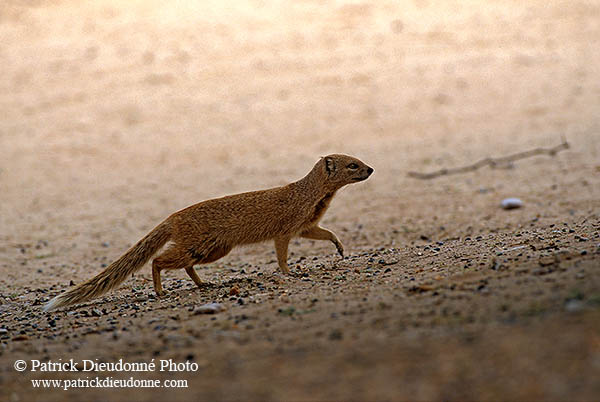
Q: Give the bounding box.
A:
[325,157,336,176]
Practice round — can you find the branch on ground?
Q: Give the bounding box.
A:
[407,137,570,180]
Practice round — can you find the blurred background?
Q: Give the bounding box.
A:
[1,0,599,239]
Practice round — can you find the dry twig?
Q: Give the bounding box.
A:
[407,137,570,180]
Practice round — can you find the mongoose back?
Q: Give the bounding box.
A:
[44,154,373,311]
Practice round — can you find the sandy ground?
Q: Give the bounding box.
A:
[1,0,600,400]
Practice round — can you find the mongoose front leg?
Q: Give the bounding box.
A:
[274,235,292,274]
[300,226,344,257]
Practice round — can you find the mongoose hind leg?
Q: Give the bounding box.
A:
[151,261,166,297]
[184,244,232,289]
[300,226,344,257]
[151,246,196,297]
[184,266,205,289]
[153,243,232,296]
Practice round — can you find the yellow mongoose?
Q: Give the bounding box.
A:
[44,154,373,311]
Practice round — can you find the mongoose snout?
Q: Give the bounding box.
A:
[362,166,374,178]
[353,166,373,182]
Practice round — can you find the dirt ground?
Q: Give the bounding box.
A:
[1,0,599,400]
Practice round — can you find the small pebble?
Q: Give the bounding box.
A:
[565,300,584,313]
[501,198,523,210]
[329,329,343,341]
[194,303,226,315]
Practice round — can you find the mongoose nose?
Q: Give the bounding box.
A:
[367,167,374,175]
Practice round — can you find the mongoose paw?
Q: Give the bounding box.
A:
[335,243,344,258]
[155,290,168,298]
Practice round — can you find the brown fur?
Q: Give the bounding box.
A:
[44,154,373,310]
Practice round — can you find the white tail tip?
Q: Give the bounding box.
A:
[43,295,62,312]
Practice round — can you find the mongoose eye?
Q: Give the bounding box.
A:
[347,163,359,169]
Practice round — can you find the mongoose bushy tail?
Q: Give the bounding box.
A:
[44,154,373,311]
[43,221,171,311]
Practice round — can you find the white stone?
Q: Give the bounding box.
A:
[501,198,523,210]
[194,303,226,315]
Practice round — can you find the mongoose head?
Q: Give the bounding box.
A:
[320,154,373,190]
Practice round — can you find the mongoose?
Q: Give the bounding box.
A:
[44,154,373,311]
